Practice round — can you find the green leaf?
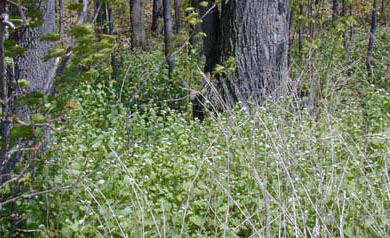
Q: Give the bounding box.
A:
[43,47,66,61]
[195,32,207,40]
[18,79,30,88]
[213,64,225,74]
[39,33,61,42]
[189,215,203,227]
[14,92,45,108]
[199,1,209,7]
[65,99,81,110]
[185,7,195,12]
[67,3,84,11]
[30,113,48,123]
[92,139,102,149]
[10,125,34,140]
[70,24,94,38]
[4,39,27,57]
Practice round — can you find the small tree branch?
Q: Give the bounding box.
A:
[5,0,26,10]
[0,175,85,207]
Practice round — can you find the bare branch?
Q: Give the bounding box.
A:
[0,175,85,207]
[5,0,27,10]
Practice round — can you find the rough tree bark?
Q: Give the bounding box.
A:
[130,0,146,49]
[163,0,175,76]
[217,0,291,108]
[14,0,57,93]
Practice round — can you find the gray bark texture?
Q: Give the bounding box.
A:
[15,0,57,93]
[130,0,146,48]
[218,0,291,107]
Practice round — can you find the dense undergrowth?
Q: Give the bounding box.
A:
[2,28,390,237]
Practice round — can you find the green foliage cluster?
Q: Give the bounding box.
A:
[20,82,389,237]
[2,2,390,235]
[115,45,199,111]
[3,27,390,236]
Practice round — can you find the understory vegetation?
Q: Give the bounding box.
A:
[2,26,390,238]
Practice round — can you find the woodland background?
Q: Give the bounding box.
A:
[0,0,390,237]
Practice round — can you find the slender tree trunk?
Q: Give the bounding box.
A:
[308,0,314,38]
[14,0,57,93]
[217,0,291,108]
[107,3,118,80]
[342,0,349,53]
[0,0,8,168]
[332,0,339,21]
[288,8,294,65]
[59,0,64,36]
[367,0,378,79]
[174,0,181,33]
[382,0,387,25]
[163,0,175,76]
[96,1,106,33]
[349,5,354,43]
[130,0,146,49]
[151,0,163,33]
[298,4,303,57]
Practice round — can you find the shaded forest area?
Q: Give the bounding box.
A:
[1,0,390,237]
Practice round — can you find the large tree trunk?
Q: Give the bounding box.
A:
[130,0,146,49]
[217,0,291,108]
[14,0,57,93]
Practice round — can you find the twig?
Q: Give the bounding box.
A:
[0,175,85,207]
[16,228,41,233]
[5,0,27,10]
[16,0,28,26]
